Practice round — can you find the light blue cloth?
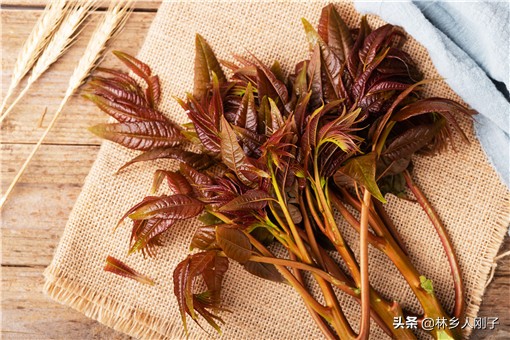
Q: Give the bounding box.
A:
[355,1,510,188]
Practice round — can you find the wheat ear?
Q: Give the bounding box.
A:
[0,0,133,209]
[0,0,97,124]
[0,0,67,114]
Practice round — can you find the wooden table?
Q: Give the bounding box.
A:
[1,1,508,339]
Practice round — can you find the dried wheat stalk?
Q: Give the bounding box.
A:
[0,0,67,114]
[0,0,133,208]
[0,0,96,123]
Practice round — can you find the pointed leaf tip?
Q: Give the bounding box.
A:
[338,153,387,203]
[194,34,226,100]
[104,256,155,285]
[128,194,204,220]
[219,190,273,212]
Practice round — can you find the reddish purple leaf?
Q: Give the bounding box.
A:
[219,190,272,212]
[104,256,154,285]
[318,4,353,62]
[129,219,175,256]
[113,51,152,82]
[89,121,182,151]
[216,226,252,264]
[117,147,214,173]
[194,34,226,100]
[243,261,284,283]
[128,194,204,220]
[190,225,219,251]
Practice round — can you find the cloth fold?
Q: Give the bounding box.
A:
[355,0,510,187]
[44,2,510,339]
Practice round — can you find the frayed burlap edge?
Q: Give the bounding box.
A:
[43,265,186,340]
[462,200,510,338]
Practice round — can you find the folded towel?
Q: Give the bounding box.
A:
[355,0,510,187]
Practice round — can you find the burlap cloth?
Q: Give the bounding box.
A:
[43,1,510,339]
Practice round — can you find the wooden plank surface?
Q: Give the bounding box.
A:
[1,0,161,10]
[1,9,155,145]
[1,2,509,340]
[1,3,152,339]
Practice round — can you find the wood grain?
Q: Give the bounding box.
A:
[1,10,155,145]
[2,267,132,340]
[1,1,508,339]
[1,3,150,339]
[1,0,161,10]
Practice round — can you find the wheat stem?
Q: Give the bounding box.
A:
[1,0,133,208]
[0,0,96,124]
[0,85,31,123]
[0,100,67,209]
[0,0,67,114]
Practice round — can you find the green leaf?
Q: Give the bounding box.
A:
[302,18,320,50]
[294,62,308,98]
[219,190,273,212]
[378,172,409,198]
[128,194,204,220]
[270,60,285,82]
[198,212,223,225]
[194,34,226,100]
[89,121,182,151]
[338,153,386,203]
[248,226,275,245]
[243,261,284,283]
[419,275,434,295]
[436,330,455,340]
[216,226,252,264]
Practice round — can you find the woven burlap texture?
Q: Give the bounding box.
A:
[44,1,510,339]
